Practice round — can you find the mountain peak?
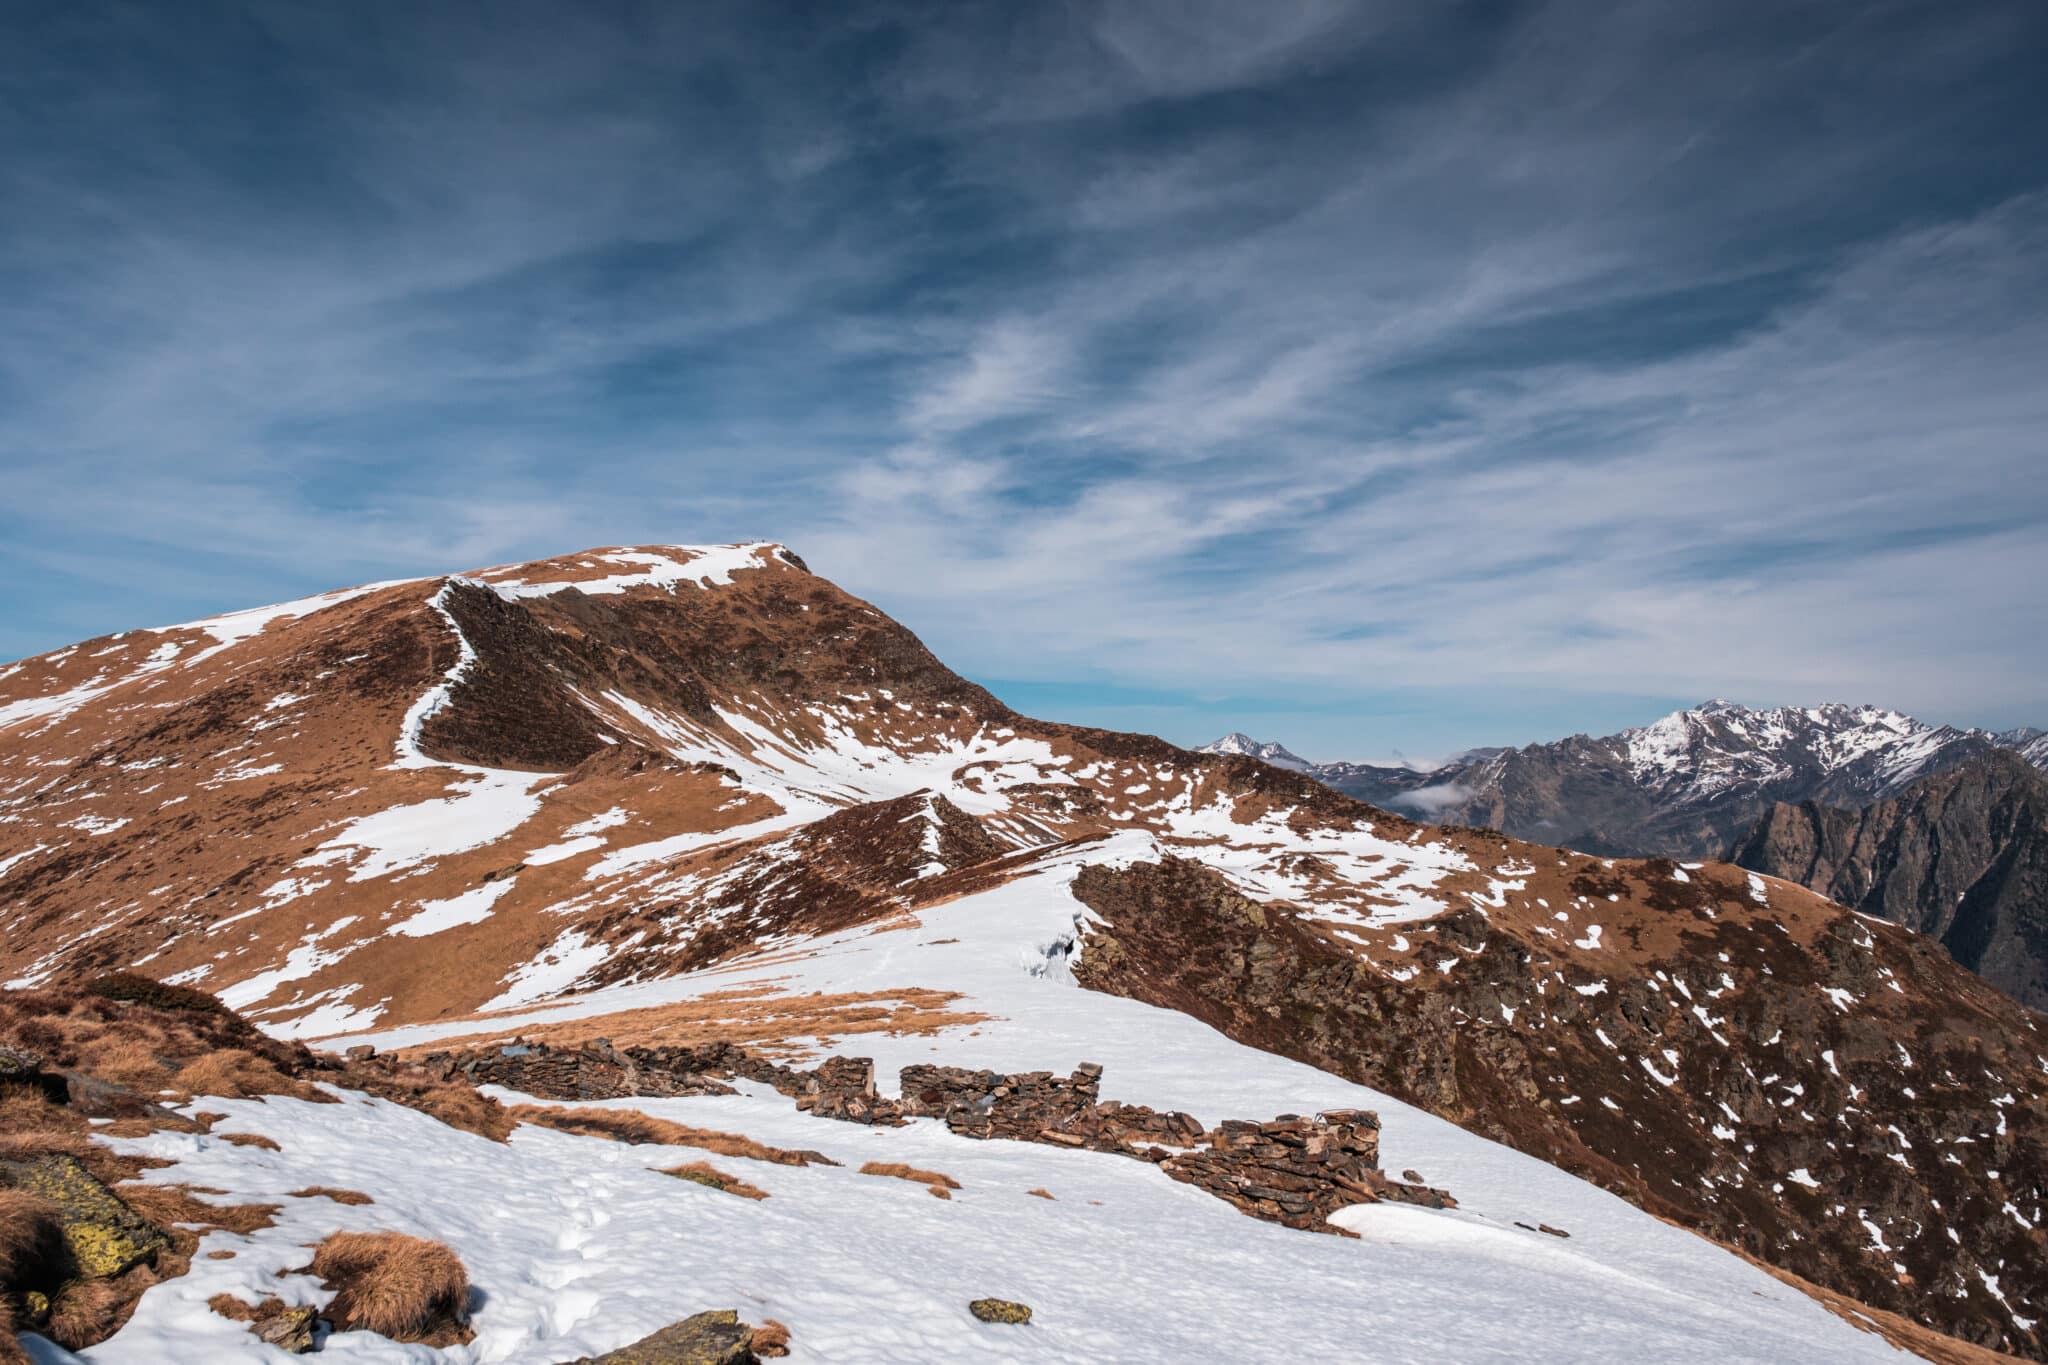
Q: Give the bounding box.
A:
[1196,732,1314,772]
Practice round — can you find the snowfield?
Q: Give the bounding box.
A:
[47,840,1912,1363]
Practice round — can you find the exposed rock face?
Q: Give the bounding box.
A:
[1732,752,2048,1010]
[1070,856,2048,1357]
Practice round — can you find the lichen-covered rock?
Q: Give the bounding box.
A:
[0,1154,168,1278]
[968,1298,1033,1325]
[253,1302,318,1353]
[577,1309,759,1363]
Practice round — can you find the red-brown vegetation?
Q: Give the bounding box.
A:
[306,1231,473,1346]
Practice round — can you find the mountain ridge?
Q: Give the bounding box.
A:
[3,544,2044,1358]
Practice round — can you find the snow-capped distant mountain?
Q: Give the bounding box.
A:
[1301,700,2048,855]
[1195,731,1315,772]
[2001,726,2048,768]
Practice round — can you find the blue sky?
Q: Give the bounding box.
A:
[3,1,2045,761]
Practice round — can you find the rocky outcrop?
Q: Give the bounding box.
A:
[573,1309,759,1363]
[0,1154,168,1280]
[897,1062,1204,1156]
[1732,751,2048,1009]
[427,1037,738,1101]
[1070,855,2048,1357]
[1161,1112,1453,1233]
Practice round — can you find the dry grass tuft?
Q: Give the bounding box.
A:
[71,1034,169,1087]
[394,985,988,1060]
[85,974,228,1016]
[287,1186,373,1206]
[0,1189,71,1293]
[115,1184,279,1238]
[658,1160,770,1200]
[307,1231,472,1347]
[215,1132,281,1152]
[751,1318,791,1357]
[44,1275,126,1348]
[350,1072,513,1142]
[171,1049,320,1102]
[509,1104,820,1166]
[208,1292,260,1322]
[859,1160,962,1199]
[1027,1187,1055,1200]
[0,1086,89,1161]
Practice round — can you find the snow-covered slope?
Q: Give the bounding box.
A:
[87,850,1909,1364]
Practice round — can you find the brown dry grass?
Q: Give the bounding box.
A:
[0,1189,69,1293]
[171,1048,323,1102]
[658,1161,770,1200]
[860,1160,961,1199]
[207,1293,261,1322]
[115,1184,280,1238]
[348,1070,513,1142]
[215,1131,281,1151]
[751,1318,791,1357]
[396,985,986,1061]
[307,1231,472,1347]
[0,1091,72,1137]
[288,1186,373,1206]
[1027,1187,1055,1200]
[508,1104,821,1166]
[71,1033,169,1087]
[44,1276,124,1348]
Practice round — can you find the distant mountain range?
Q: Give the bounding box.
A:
[1206,702,2048,1008]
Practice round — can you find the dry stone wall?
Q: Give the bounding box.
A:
[420,1039,1454,1235]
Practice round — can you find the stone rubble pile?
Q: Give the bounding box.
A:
[1159,1111,1454,1233]
[898,1062,1205,1158]
[416,1038,740,1101]
[415,1038,1455,1234]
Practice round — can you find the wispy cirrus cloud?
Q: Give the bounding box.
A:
[2,0,2044,758]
